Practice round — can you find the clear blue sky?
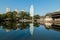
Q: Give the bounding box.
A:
[0,0,60,16]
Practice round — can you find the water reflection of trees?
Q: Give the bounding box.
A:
[34,22,40,27]
[0,21,40,30]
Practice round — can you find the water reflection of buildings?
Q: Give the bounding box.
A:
[44,22,60,32]
[50,25,60,32]
[0,20,60,33]
[30,23,34,35]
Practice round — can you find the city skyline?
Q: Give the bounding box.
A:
[0,0,60,16]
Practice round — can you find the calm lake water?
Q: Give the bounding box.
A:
[0,22,60,40]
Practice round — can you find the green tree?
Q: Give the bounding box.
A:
[12,11,17,21]
[1,13,7,20]
[6,12,13,20]
[0,14,1,19]
[34,14,40,19]
[20,11,31,19]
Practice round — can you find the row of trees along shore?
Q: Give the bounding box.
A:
[0,11,40,22]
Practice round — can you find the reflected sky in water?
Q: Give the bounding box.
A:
[0,21,60,40]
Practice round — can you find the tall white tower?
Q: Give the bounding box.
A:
[30,5,34,17]
[6,7,11,12]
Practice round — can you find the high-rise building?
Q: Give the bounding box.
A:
[6,7,11,12]
[30,5,34,17]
